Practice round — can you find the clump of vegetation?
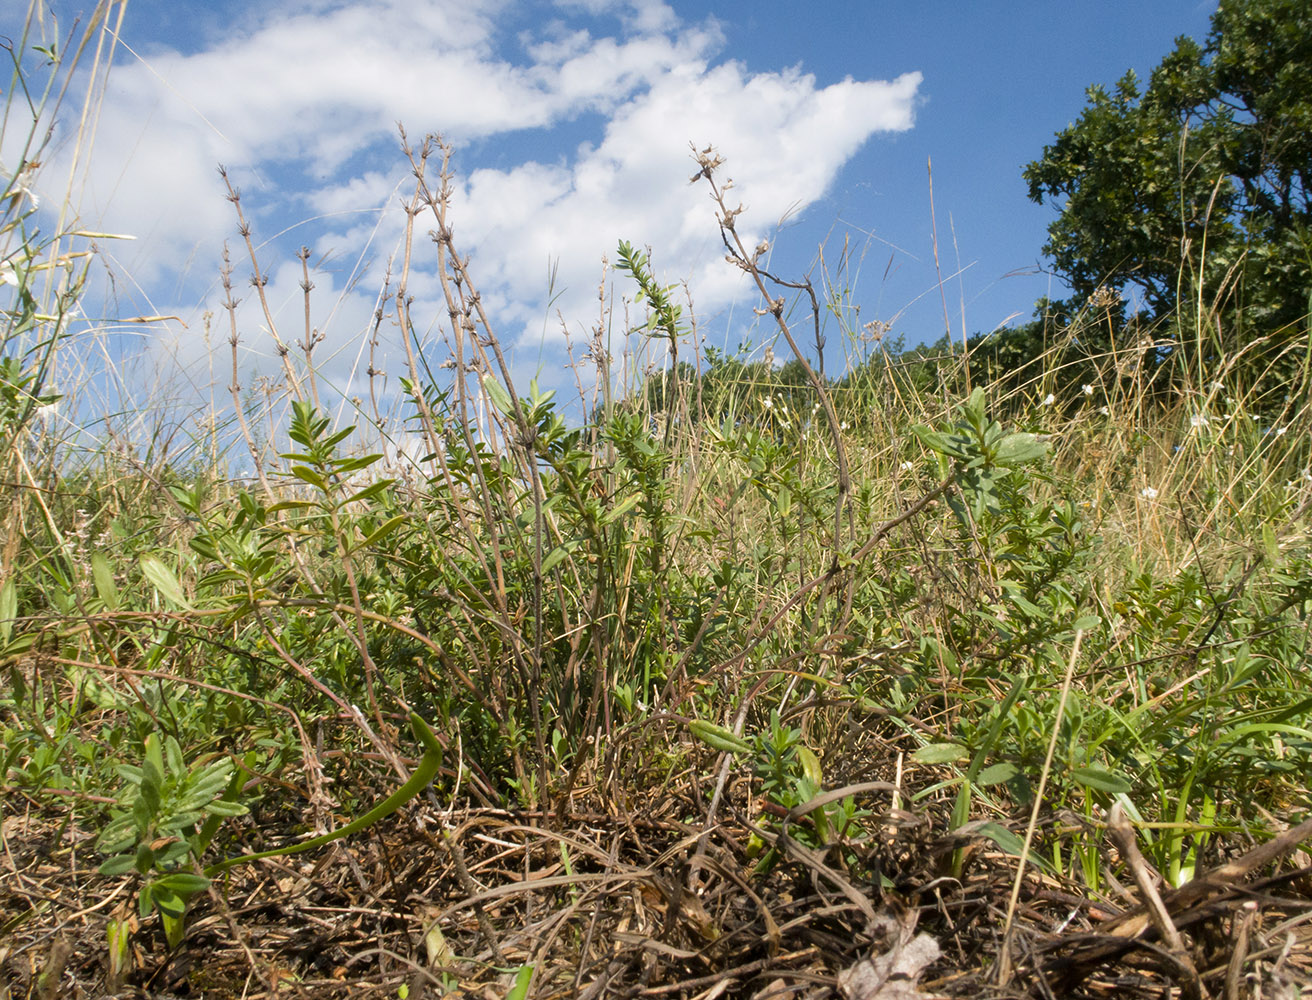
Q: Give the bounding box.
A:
[2,1,1310,997]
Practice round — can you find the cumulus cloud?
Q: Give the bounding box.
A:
[41,0,920,408]
[449,62,921,344]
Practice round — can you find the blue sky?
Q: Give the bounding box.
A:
[7,0,1218,427]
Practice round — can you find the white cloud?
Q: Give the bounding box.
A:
[449,62,921,345]
[43,0,920,406]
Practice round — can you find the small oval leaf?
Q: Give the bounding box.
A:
[912,743,969,765]
[977,761,1020,787]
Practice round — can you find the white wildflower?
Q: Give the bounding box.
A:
[1098,406,1110,416]
[1041,393,1055,406]
[1082,384,1094,396]
[1140,487,1159,500]
[1275,426,1288,436]
[900,461,914,472]
[1189,414,1208,428]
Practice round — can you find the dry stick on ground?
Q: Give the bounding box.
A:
[1107,802,1208,1000]
[1044,814,1312,992]
[1224,901,1258,1000]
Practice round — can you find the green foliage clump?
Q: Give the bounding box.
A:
[1023,0,1312,385]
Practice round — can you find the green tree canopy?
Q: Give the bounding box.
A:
[1024,0,1312,334]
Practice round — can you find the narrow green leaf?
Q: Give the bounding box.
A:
[142,735,165,791]
[98,853,139,876]
[1070,765,1132,794]
[0,578,15,644]
[481,377,514,417]
[140,555,192,609]
[342,480,394,507]
[540,541,579,576]
[912,743,969,765]
[505,965,534,1000]
[154,873,211,895]
[599,494,641,525]
[203,798,249,817]
[91,553,120,610]
[290,465,329,490]
[967,821,1054,873]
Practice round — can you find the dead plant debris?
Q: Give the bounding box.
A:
[3,789,1310,1000]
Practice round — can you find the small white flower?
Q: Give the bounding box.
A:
[1082,384,1094,396]
[840,421,850,431]
[1041,393,1055,406]
[762,396,773,409]
[1190,414,1208,428]
[1098,406,1110,416]
[1210,381,1225,392]
[0,259,15,286]
[1275,426,1288,436]
[899,460,914,472]
[1140,487,1159,500]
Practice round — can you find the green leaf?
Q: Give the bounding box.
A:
[267,500,317,513]
[967,821,1054,873]
[505,965,534,1000]
[332,453,383,475]
[149,885,186,919]
[98,853,139,876]
[140,555,192,610]
[153,872,211,896]
[599,493,641,525]
[796,746,824,787]
[1262,523,1280,564]
[164,736,185,777]
[142,735,165,792]
[203,798,249,817]
[290,465,329,491]
[912,743,969,765]
[912,425,958,458]
[0,633,37,659]
[481,377,514,417]
[994,432,1048,466]
[1070,765,1132,794]
[341,480,393,508]
[540,542,575,576]
[977,761,1020,786]
[91,553,120,610]
[0,578,15,645]
[351,514,406,554]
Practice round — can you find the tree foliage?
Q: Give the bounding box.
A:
[1024,0,1312,335]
